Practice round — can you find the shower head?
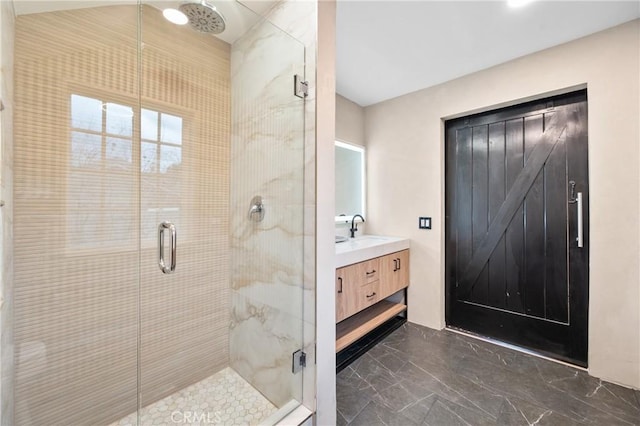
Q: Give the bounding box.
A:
[179,1,226,34]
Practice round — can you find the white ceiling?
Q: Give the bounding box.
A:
[12,0,278,44]
[337,0,640,106]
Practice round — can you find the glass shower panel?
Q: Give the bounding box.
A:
[229,7,307,419]
[12,4,140,425]
[136,2,232,423]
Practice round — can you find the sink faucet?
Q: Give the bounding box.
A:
[350,214,365,238]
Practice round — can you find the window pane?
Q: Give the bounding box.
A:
[106,102,133,136]
[141,142,158,173]
[71,95,102,132]
[106,137,132,170]
[67,170,102,247]
[71,131,102,168]
[141,108,158,141]
[160,145,181,173]
[160,113,182,144]
[104,175,136,244]
[141,208,157,242]
[140,177,158,241]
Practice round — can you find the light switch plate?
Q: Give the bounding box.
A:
[419,217,431,229]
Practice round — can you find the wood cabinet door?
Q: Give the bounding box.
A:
[395,250,410,291]
[336,268,346,322]
[336,264,361,322]
[380,250,410,299]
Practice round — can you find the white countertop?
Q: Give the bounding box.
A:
[335,235,411,268]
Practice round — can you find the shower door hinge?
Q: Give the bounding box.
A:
[292,349,306,374]
[294,75,308,98]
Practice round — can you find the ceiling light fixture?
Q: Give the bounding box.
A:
[507,0,535,7]
[163,8,189,25]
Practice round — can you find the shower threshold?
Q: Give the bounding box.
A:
[110,367,277,426]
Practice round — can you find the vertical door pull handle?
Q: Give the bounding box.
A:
[158,221,177,274]
[576,192,583,248]
[337,277,343,294]
[393,259,398,271]
[397,258,401,270]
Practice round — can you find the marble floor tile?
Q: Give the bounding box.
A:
[496,395,583,426]
[337,323,640,426]
[349,400,420,426]
[422,396,495,426]
[395,393,438,425]
[336,409,349,426]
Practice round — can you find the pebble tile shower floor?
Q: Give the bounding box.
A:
[111,368,276,426]
[337,323,640,426]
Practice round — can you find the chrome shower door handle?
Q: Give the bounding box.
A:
[158,221,177,274]
[576,192,583,248]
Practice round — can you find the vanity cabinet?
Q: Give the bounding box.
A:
[335,249,410,352]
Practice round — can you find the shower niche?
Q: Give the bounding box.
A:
[9,1,309,425]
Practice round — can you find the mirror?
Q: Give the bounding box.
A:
[335,141,365,221]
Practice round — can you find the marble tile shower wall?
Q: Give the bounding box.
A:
[229,0,316,409]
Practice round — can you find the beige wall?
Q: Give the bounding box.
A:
[0,1,14,425]
[365,20,640,389]
[336,94,365,146]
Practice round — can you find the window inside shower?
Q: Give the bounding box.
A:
[67,94,185,250]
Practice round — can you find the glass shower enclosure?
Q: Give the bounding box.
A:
[8,1,307,425]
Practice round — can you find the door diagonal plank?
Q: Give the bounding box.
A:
[458,112,567,297]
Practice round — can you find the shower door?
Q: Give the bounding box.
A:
[135,2,233,414]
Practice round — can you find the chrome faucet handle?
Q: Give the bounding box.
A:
[248,196,265,222]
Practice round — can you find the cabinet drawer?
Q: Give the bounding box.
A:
[358,258,380,283]
[356,280,380,311]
